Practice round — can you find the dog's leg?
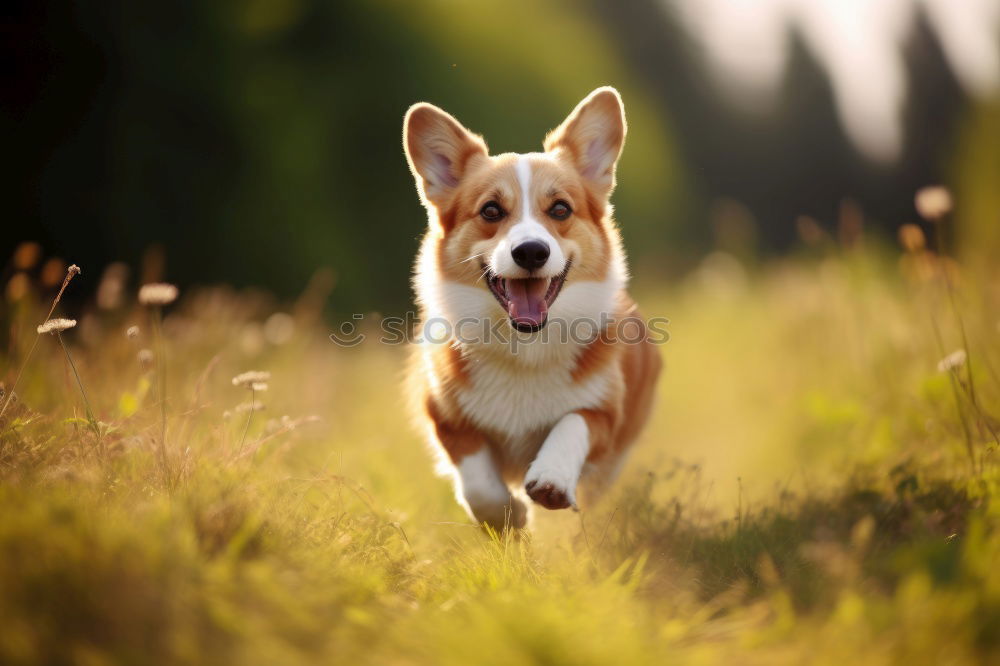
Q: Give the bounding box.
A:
[524,413,591,510]
[427,401,526,529]
[456,448,526,530]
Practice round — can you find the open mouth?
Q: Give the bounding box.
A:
[484,261,571,332]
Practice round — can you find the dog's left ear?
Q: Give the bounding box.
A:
[404,103,488,209]
[544,87,626,196]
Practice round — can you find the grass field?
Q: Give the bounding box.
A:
[1,228,998,664]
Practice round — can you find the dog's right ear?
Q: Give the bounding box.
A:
[404,103,488,209]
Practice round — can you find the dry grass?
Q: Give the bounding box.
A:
[0,232,998,664]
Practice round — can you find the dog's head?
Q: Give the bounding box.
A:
[404,87,626,333]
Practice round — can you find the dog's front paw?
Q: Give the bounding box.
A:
[524,463,578,511]
[524,414,589,511]
[525,479,573,510]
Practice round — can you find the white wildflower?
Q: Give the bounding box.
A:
[937,349,967,373]
[915,186,953,222]
[138,282,179,305]
[37,318,77,334]
[126,325,139,339]
[137,348,154,368]
[232,370,271,387]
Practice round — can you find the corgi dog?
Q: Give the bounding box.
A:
[403,87,661,530]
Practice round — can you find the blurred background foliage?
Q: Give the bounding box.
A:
[3,0,999,314]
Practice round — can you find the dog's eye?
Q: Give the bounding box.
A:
[548,201,572,221]
[480,201,505,222]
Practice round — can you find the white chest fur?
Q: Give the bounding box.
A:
[455,352,612,438]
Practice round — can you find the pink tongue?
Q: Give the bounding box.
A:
[506,278,548,327]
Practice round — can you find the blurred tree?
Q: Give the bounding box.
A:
[2,0,985,315]
[3,0,685,315]
[593,0,971,260]
[953,100,1000,273]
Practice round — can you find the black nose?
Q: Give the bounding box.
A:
[511,240,550,270]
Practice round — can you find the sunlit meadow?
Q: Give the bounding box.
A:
[1,196,998,664]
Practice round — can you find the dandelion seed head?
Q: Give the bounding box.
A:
[937,349,967,373]
[138,282,179,305]
[126,325,140,339]
[915,186,953,222]
[37,318,77,334]
[232,370,271,387]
